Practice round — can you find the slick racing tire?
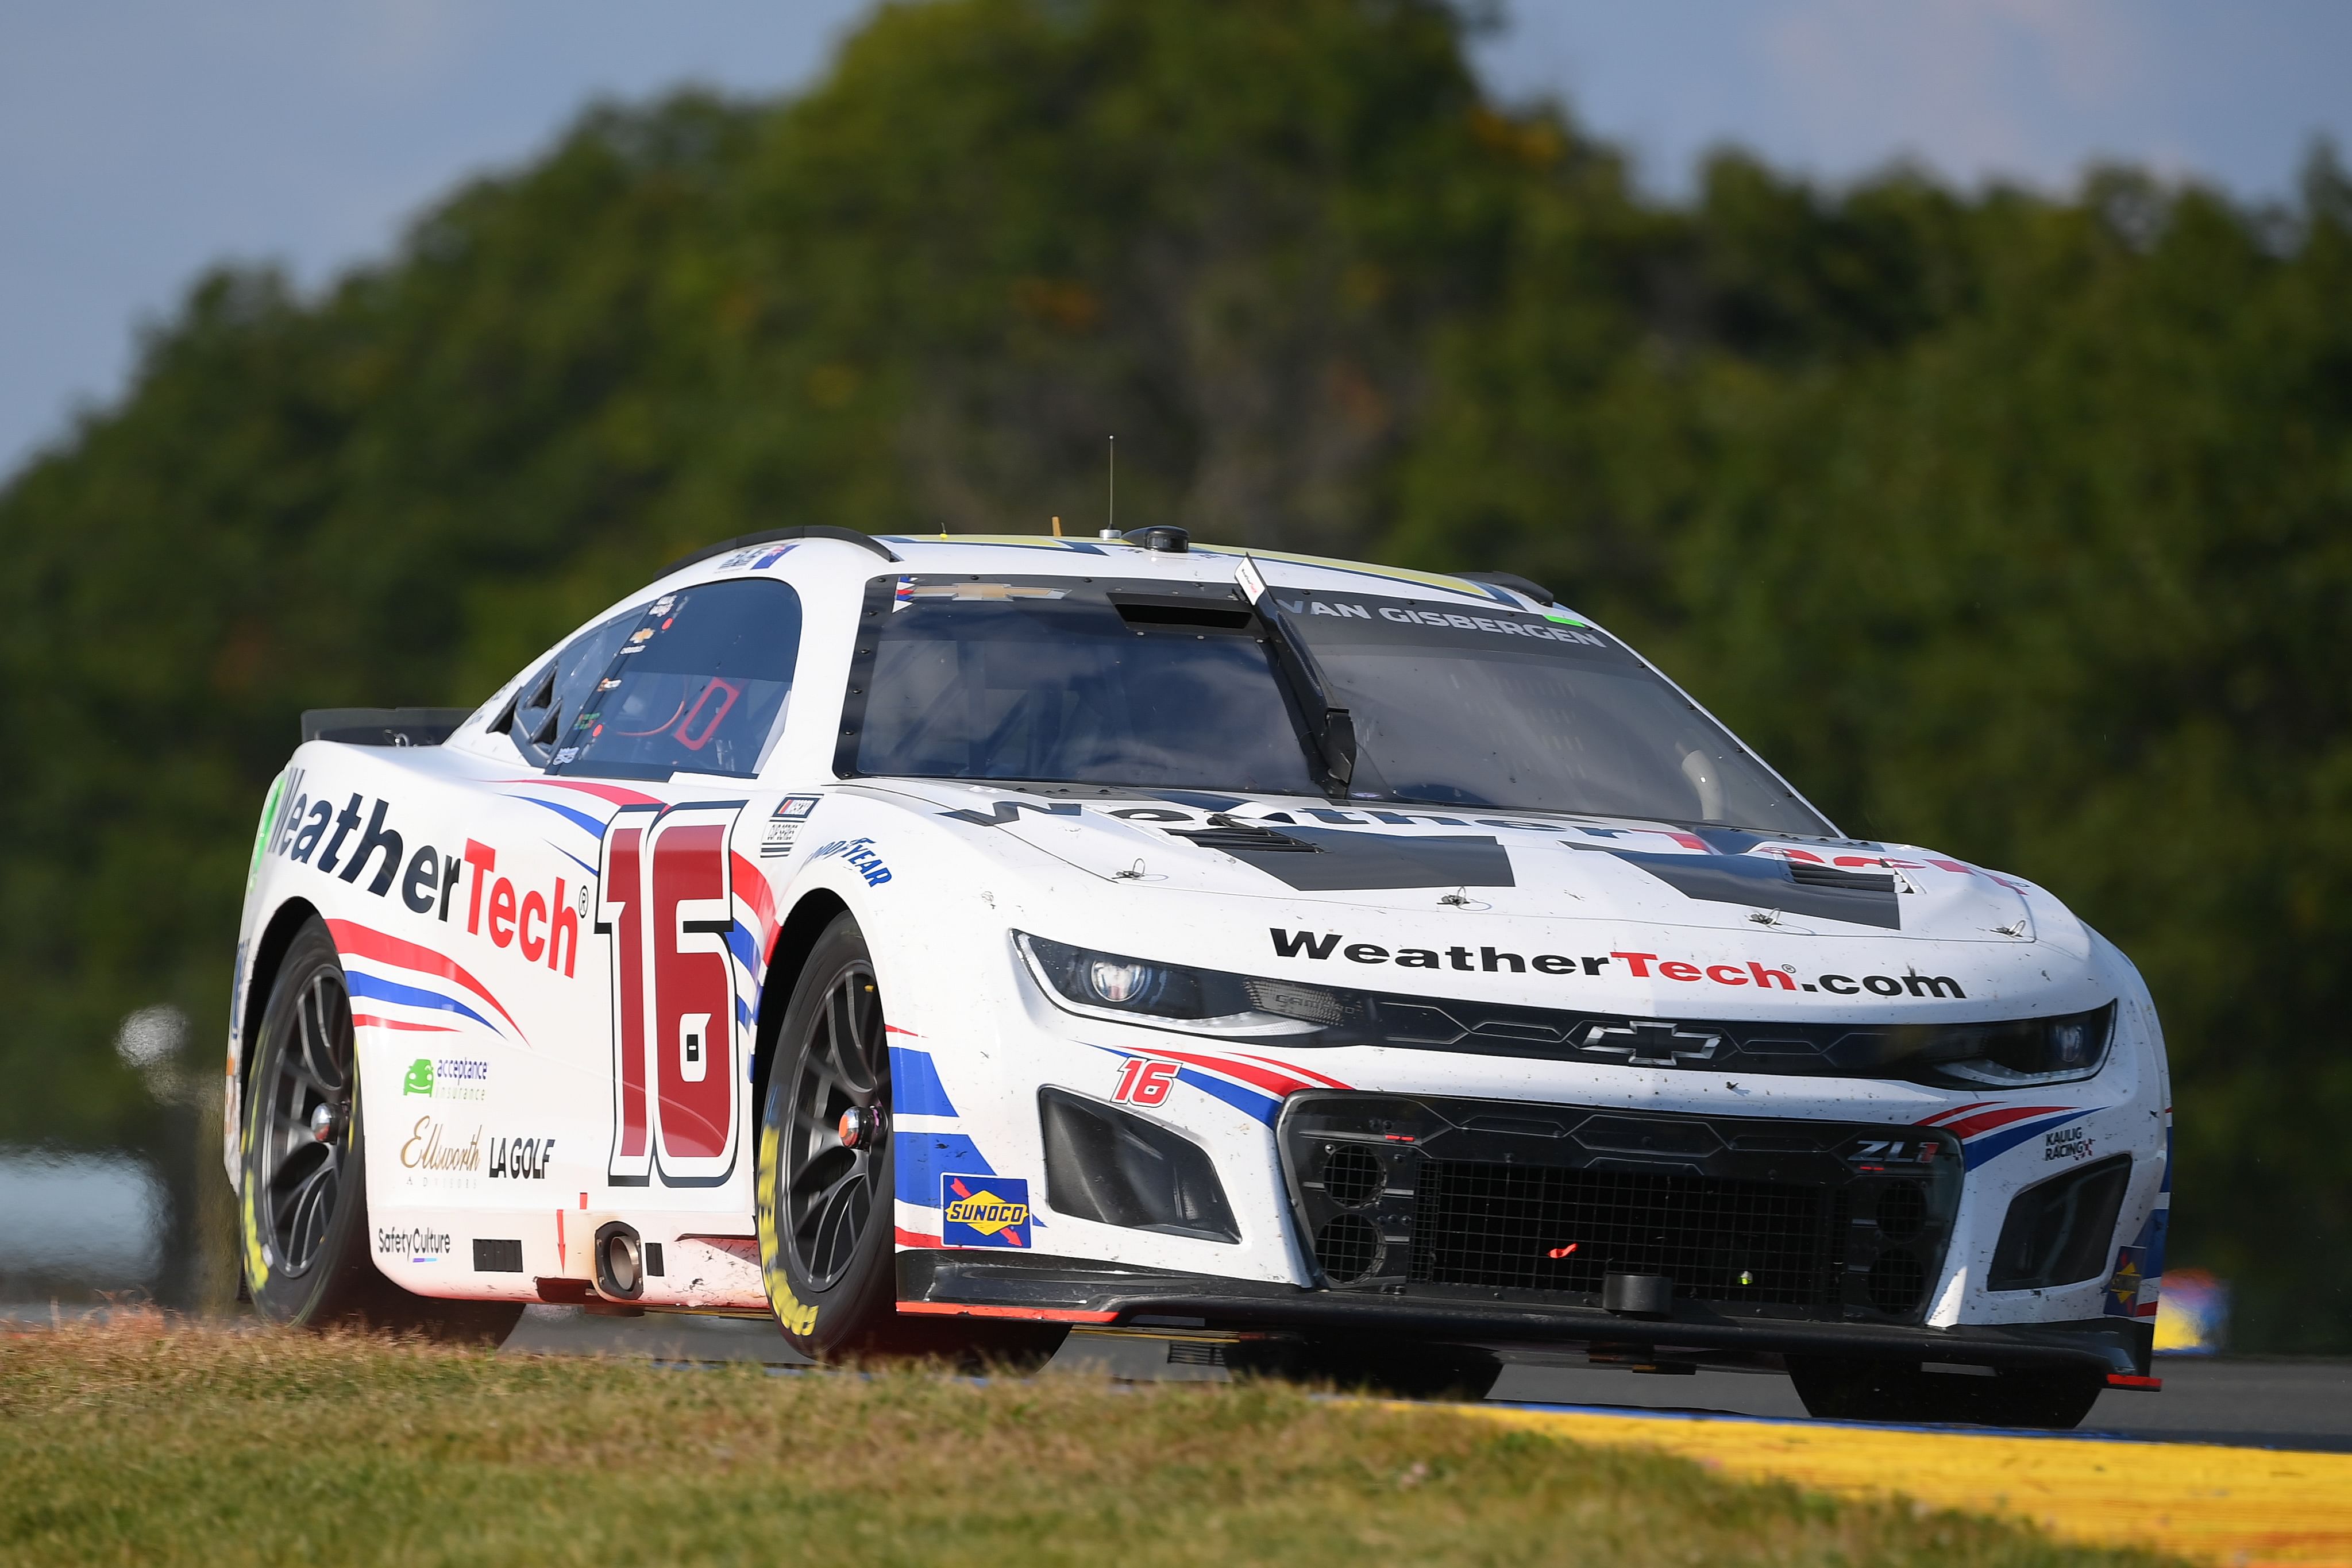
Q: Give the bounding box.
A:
[1786,1356,2104,1429]
[238,915,520,1344]
[756,913,1062,1367]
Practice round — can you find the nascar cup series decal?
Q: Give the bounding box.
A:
[761,795,820,859]
[941,1175,1031,1248]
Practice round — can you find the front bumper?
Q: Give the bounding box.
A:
[897,1250,2154,1377]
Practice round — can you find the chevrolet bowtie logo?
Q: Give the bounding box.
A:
[1577,1019,1722,1064]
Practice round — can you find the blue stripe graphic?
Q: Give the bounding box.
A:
[545,841,599,880]
[893,1130,993,1206]
[1175,1067,1279,1125]
[1964,1111,2089,1170]
[506,793,610,839]
[344,970,496,1032]
[889,1046,958,1117]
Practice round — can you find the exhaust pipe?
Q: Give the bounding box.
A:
[593,1221,645,1301]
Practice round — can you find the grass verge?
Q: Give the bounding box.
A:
[0,1315,2180,1567]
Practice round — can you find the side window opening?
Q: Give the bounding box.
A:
[502,609,643,767]
[548,578,803,781]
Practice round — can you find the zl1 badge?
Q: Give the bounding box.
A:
[941,1174,1031,1248]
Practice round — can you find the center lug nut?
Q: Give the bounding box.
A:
[837,1104,885,1149]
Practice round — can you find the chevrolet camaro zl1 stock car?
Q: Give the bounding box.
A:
[225,523,2170,1426]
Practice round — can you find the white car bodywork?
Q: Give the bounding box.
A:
[225,531,2169,1374]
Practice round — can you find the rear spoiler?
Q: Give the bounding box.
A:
[300,707,475,747]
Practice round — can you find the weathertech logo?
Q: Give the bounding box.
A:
[940,1175,1031,1248]
[1267,929,1964,999]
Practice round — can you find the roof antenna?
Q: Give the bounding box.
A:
[1051,515,1063,538]
[1098,435,1119,540]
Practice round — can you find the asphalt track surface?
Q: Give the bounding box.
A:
[499,1307,2352,1454]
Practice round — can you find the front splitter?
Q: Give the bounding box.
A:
[897,1250,2150,1376]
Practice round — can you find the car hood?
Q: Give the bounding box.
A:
[857,779,2058,948]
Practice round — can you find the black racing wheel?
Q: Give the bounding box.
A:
[756,913,1061,1366]
[1786,1356,2104,1428]
[238,914,520,1343]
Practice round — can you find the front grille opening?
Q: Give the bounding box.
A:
[1039,1088,1241,1242]
[1407,1161,1836,1307]
[1320,1146,1385,1207]
[1988,1153,2133,1290]
[1867,1248,1926,1312]
[1875,1180,1926,1241]
[1317,1214,1381,1282]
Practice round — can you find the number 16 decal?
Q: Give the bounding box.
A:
[597,802,745,1185]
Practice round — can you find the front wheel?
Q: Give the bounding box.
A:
[755,914,1062,1367]
[238,915,519,1343]
[1786,1357,2104,1428]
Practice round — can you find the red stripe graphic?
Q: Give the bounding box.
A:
[730,851,782,962]
[894,1226,943,1248]
[1235,1051,1350,1090]
[352,1014,457,1034]
[1125,1045,1348,1099]
[325,919,524,1038]
[1915,1102,1993,1127]
[494,777,664,808]
[1937,1103,2076,1142]
[896,1301,1118,1323]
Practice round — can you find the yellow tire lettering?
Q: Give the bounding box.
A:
[756,1123,818,1336]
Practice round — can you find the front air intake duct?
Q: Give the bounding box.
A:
[1039,1088,1239,1242]
[1987,1154,2133,1291]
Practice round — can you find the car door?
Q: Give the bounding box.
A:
[544,576,807,1207]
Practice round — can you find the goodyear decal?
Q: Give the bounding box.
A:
[941,1175,1030,1248]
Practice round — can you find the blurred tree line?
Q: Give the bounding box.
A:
[1,0,2345,1346]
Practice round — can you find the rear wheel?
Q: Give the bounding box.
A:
[1786,1357,2104,1428]
[238,916,519,1343]
[755,914,1061,1367]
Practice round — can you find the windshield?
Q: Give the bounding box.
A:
[842,573,1830,835]
[846,578,1320,794]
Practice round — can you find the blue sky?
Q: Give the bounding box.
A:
[5,0,2347,480]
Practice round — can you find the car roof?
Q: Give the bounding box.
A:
[658,531,1553,616]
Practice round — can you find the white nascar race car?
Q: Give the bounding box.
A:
[225,524,2170,1426]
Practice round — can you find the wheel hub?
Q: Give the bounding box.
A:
[836,1103,886,1149]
